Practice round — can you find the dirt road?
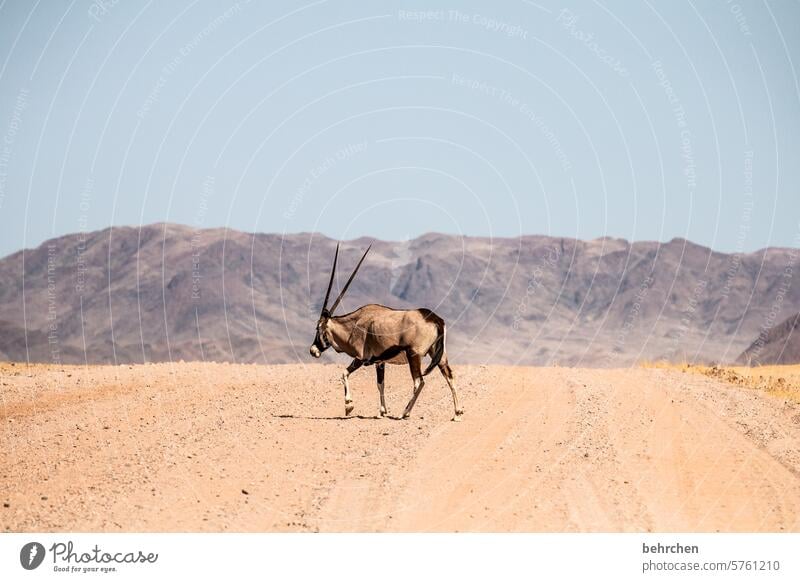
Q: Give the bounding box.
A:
[2,362,799,532]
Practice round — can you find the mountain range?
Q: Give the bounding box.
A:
[1,223,798,366]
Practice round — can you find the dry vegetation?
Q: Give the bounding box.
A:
[644,362,800,403]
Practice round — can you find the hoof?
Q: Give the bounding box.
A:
[380,408,387,417]
[451,415,462,422]
[401,412,410,420]
[345,403,354,416]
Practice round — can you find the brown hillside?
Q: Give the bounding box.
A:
[0,224,798,366]
[738,312,800,365]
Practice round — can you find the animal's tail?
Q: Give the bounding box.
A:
[422,319,446,377]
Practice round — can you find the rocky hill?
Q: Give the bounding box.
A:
[738,312,800,365]
[0,224,798,366]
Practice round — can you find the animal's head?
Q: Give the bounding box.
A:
[310,242,371,358]
[310,309,332,358]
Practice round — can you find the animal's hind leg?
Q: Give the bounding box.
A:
[402,352,425,419]
[439,355,463,421]
[376,363,387,417]
[342,359,362,416]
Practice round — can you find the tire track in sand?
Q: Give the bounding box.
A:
[383,368,800,531]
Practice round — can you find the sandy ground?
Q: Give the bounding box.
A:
[2,361,800,532]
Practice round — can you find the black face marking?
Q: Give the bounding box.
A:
[312,317,332,352]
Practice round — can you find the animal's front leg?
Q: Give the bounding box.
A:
[376,363,387,417]
[342,373,353,415]
[342,359,362,416]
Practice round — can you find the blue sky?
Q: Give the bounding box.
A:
[0,0,798,256]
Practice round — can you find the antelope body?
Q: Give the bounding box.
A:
[309,244,463,421]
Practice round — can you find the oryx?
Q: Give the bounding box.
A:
[309,243,463,421]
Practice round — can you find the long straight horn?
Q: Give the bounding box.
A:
[328,244,371,315]
[321,242,339,315]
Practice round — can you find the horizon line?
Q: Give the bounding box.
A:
[2,221,797,261]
